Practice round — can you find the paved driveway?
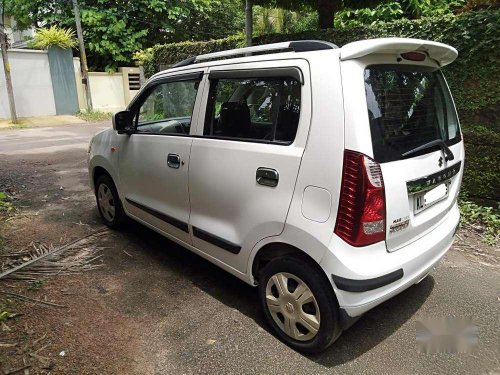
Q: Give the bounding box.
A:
[0,123,498,374]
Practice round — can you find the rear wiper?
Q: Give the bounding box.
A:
[402,139,455,161]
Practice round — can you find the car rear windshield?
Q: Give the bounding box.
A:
[365,65,461,163]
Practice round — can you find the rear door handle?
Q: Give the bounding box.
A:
[167,153,181,169]
[256,167,279,187]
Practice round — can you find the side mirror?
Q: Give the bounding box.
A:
[112,110,134,134]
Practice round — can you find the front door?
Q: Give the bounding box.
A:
[118,72,204,244]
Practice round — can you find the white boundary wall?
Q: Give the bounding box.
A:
[0,49,56,119]
[73,58,140,113]
[88,72,126,113]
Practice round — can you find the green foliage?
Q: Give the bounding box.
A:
[400,0,466,18]
[459,200,499,245]
[76,110,113,122]
[335,2,405,27]
[29,26,78,49]
[253,0,383,28]
[27,280,44,291]
[461,128,500,201]
[146,34,243,76]
[0,192,13,213]
[0,307,11,323]
[5,0,243,71]
[133,48,154,67]
[460,0,500,12]
[253,6,319,34]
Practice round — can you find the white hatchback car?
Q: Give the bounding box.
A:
[88,38,464,353]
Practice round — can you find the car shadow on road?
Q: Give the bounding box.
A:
[113,218,434,367]
[309,276,434,366]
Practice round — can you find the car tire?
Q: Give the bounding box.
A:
[258,256,341,353]
[95,175,126,229]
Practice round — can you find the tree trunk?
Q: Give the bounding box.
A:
[317,0,337,29]
[245,0,253,47]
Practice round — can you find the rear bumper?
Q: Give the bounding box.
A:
[321,202,459,318]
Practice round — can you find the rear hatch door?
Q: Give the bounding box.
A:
[365,61,463,251]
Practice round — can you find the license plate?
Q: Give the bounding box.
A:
[414,183,449,214]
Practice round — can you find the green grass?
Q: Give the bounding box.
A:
[76,110,113,122]
[459,199,499,245]
[0,192,13,213]
[27,280,44,292]
[0,304,11,322]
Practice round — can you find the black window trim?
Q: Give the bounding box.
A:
[202,69,302,146]
[208,67,304,85]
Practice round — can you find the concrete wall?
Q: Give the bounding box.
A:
[2,16,35,48]
[74,62,142,113]
[88,72,126,112]
[0,49,57,119]
[73,58,86,111]
[0,50,141,119]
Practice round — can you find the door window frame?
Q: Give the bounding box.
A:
[196,66,306,146]
[126,70,206,137]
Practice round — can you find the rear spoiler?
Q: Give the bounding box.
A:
[340,37,458,67]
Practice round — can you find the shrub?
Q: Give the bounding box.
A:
[459,199,499,245]
[29,26,78,50]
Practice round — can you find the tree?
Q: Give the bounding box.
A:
[4,0,244,70]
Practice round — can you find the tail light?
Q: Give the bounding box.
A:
[334,150,386,247]
[400,51,426,61]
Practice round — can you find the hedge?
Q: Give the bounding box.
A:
[462,127,500,203]
[143,9,499,202]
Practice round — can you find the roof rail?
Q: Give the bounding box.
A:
[171,40,337,69]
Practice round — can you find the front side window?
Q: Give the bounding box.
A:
[136,79,199,135]
[204,77,301,143]
[365,65,460,163]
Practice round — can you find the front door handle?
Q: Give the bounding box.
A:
[256,167,279,187]
[167,153,181,169]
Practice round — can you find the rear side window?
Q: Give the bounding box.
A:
[365,65,460,163]
[204,77,301,144]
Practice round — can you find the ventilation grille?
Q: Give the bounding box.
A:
[128,73,141,90]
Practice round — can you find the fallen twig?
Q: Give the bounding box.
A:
[0,342,18,348]
[0,291,67,308]
[0,229,107,280]
[4,364,31,375]
[28,353,50,363]
[33,334,46,346]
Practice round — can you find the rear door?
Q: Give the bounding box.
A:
[343,56,464,252]
[188,60,311,272]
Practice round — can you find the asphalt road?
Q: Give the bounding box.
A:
[0,123,498,374]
